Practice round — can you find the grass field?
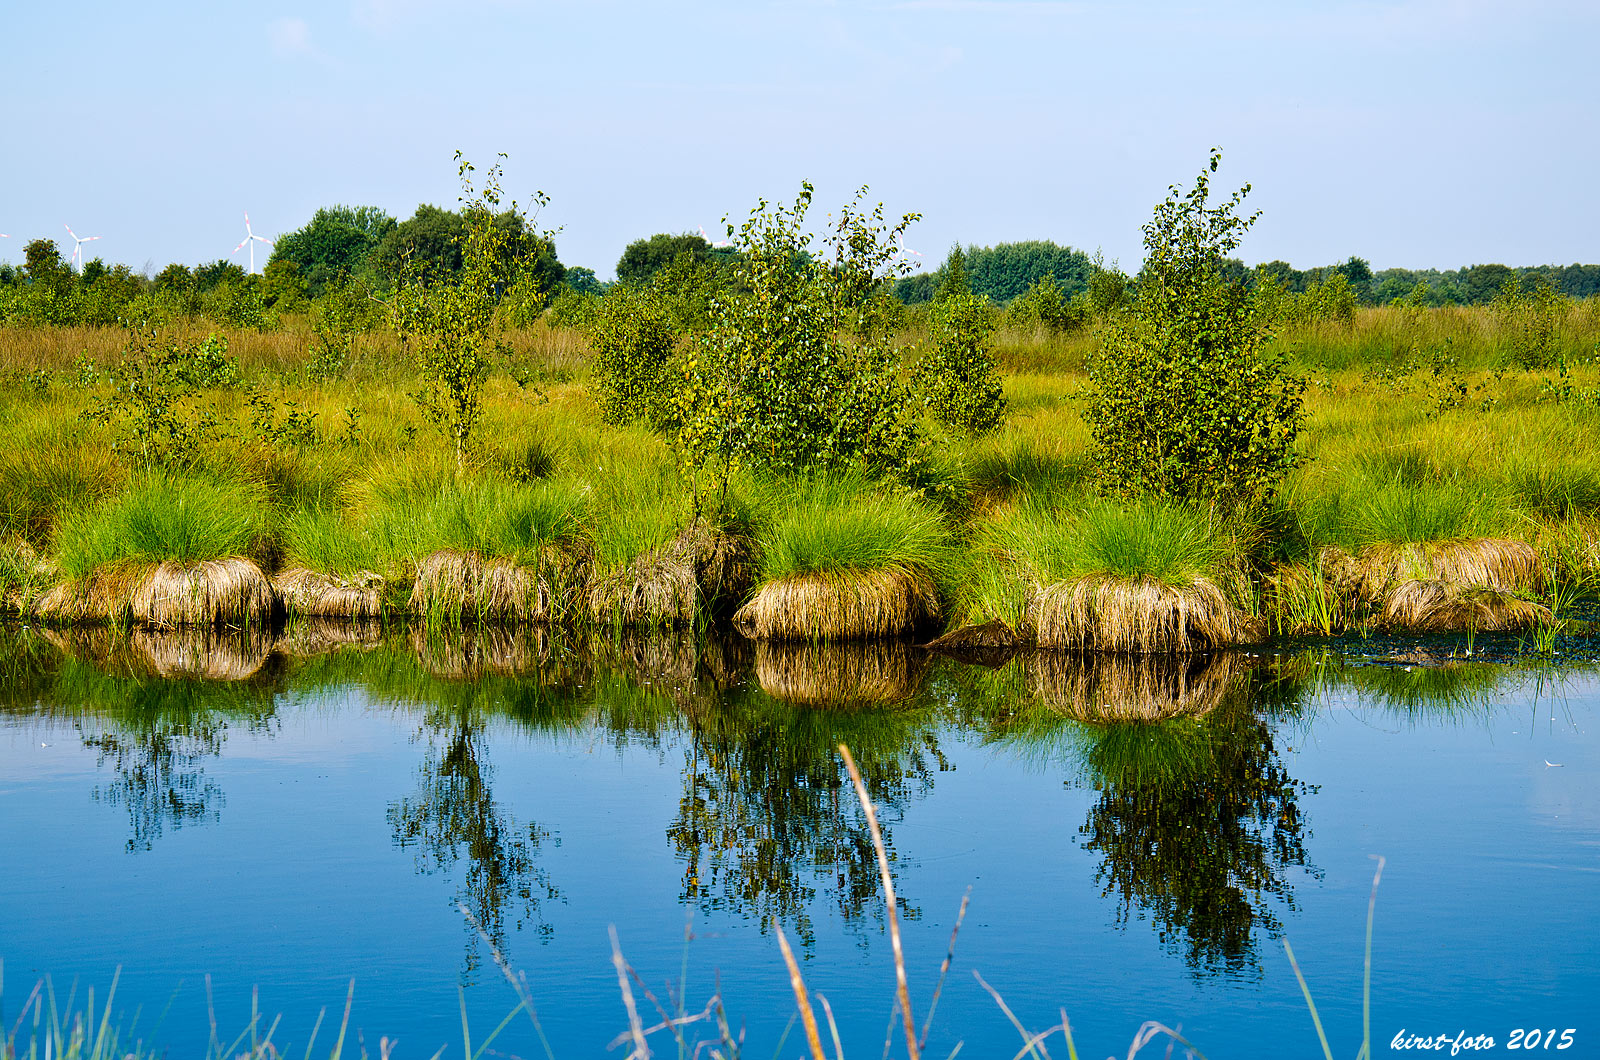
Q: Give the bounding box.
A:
[2,302,1598,642]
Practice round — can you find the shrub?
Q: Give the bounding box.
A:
[584,286,679,427]
[1083,149,1305,508]
[1494,274,1567,368]
[1004,273,1088,334]
[918,287,1005,434]
[672,184,928,488]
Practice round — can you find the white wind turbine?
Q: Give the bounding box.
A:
[64,224,100,271]
[231,211,274,274]
[698,225,734,249]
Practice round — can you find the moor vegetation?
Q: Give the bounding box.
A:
[2,151,1599,650]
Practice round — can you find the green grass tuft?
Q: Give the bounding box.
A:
[752,474,955,586]
[53,472,269,578]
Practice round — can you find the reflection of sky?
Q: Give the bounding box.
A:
[1,665,1596,1060]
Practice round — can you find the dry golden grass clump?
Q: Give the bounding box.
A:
[733,566,942,641]
[408,547,588,624]
[33,559,275,629]
[753,639,930,706]
[130,558,277,629]
[1022,650,1249,722]
[1379,580,1553,632]
[589,523,752,629]
[1323,538,1546,603]
[1025,575,1263,653]
[32,566,147,624]
[273,568,385,621]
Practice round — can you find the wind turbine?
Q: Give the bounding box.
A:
[896,233,922,261]
[231,211,274,274]
[64,224,100,271]
[698,225,734,249]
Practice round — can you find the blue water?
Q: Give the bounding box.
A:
[1,627,1596,1059]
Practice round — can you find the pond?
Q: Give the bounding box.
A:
[1,623,1596,1059]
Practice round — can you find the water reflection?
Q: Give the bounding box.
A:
[985,652,1315,975]
[5,621,1593,983]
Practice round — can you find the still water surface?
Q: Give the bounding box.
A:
[1,624,1596,1058]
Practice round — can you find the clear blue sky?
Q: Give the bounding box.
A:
[3,0,1594,279]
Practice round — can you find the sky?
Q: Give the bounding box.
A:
[3,0,1596,280]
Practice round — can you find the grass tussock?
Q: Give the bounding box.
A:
[1027,574,1263,653]
[1325,537,1546,603]
[734,566,943,641]
[1378,580,1553,632]
[408,546,588,626]
[1022,650,1248,722]
[588,522,752,629]
[753,639,930,705]
[133,557,278,629]
[53,472,269,580]
[274,567,385,621]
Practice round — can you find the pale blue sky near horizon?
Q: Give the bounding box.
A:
[2,0,1594,279]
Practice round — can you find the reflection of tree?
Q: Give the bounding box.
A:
[388,713,558,977]
[25,629,282,855]
[669,692,944,947]
[1074,695,1315,976]
[85,718,228,853]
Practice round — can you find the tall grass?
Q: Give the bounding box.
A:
[750,474,956,587]
[52,472,269,578]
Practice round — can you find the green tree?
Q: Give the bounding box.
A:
[392,153,552,472]
[1084,149,1305,508]
[269,205,396,297]
[616,232,713,286]
[673,184,926,488]
[370,204,467,284]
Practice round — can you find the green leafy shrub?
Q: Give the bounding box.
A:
[918,287,1006,434]
[1004,273,1088,334]
[1494,274,1568,368]
[1084,149,1305,508]
[392,153,551,472]
[672,184,928,487]
[83,330,235,465]
[584,286,679,426]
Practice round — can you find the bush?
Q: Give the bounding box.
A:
[1494,274,1567,368]
[584,286,678,427]
[918,287,1006,434]
[1004,273,1088,334]
[672,184,928,487]
[1084,149,1305,508]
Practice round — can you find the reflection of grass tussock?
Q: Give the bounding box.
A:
[128,626,273,680]
[1022,650,1250,723]
[409,623,571,681]
[274,616,385,658]
[734,566,942,641]
[753,639,930,706]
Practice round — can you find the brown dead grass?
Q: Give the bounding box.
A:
[753,639,930,705]
[274,567,384,621]
[130,557,277,629]
[1379,580,1553,632]
[1026,574,1263,653]
[1324,538,1545,603]
[733,566,941,641]
[33,564,149,624]
[1022,650,1248,722]
[589,523,753,629]
[409,547,588,624]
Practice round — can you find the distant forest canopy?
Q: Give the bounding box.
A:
[2,199,1597,317]
[893,245,1600,307]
